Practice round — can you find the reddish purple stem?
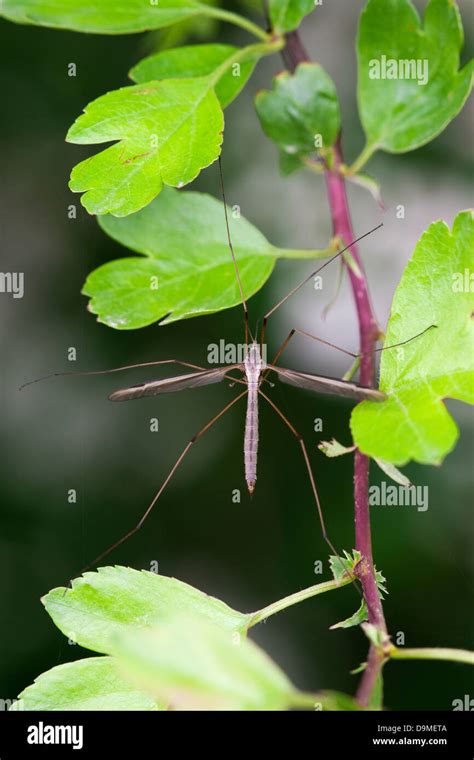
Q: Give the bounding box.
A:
[281,32,388,707]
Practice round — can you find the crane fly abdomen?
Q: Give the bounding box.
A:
[243,341,265,494]
[244,384,259,494]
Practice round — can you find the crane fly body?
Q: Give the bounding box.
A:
[21,157,435,574]
[107,336,385,498]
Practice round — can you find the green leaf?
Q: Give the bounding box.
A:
[67,78,224,217]
[329,549,362,581]
[351,210,474,465]
[330,551,387,630]
[279,150,304,176]
[85,188,333,329]
[0,0,217,34]
[42,566,251,656]
[130,44,257,108]
[12,657,164,710]
[356,0,473,159]
[330,600,368,630]
[318,438,356,458]
[255,63,341,163]
[269,0,316,33]
[114,614,298,710]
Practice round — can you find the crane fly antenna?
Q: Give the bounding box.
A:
[260,223,383,345]
[19,359,212,391]
[218,157,253,346]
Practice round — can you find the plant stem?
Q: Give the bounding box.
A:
[248,576,352,627]
[348,142,378,176]
[390,647,474,666]
[277,238,340,260]
[209,38,284,87]
[281,30,311,70]
[281,31,387,708]
[207,7,270,41]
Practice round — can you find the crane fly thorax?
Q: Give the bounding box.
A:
[244,341,266,387]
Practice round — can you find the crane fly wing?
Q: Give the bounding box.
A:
[270,366,386,402]
[109,365,243,402]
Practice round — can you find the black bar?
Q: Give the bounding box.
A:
[0,710,472,757]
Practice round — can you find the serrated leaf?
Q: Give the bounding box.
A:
[357,0,473,157]
[269,0,316,33]
[42,566,251,656]
[85,188,332,329]
[114,614,297,710]
[67,78,224,216]
[329,550,362,581]
[0,0,213,34]
[130,44,257,108]
[351,210,474,465]
[330,552,387,629]
[255,63,341,163]
[12,657,164,711]
[319,438,356,458]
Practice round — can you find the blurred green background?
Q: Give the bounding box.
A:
[0,1,473,710]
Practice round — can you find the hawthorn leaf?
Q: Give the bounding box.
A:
[42,566,251,656]
[329,549,362,582]
[351,210,474,466]
[85,188,334,329]
[357,0,473,157]
[318,438,356,458]
[67,78,224,217]
[269,0,316,33]
[130,44,258,108]
[12,657,164,711]
[0,0,212,34]
[329,551,387,631]
[114,614,299,710]
[255,63,341,165]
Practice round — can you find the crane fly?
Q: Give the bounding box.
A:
[21,158,435,575]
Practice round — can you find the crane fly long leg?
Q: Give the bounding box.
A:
[263,324,437,385]
[370,324,437,354]
[263,328,357,382]
[78,389,248,575]
[259,222,383,347]
[258,389,360,594]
